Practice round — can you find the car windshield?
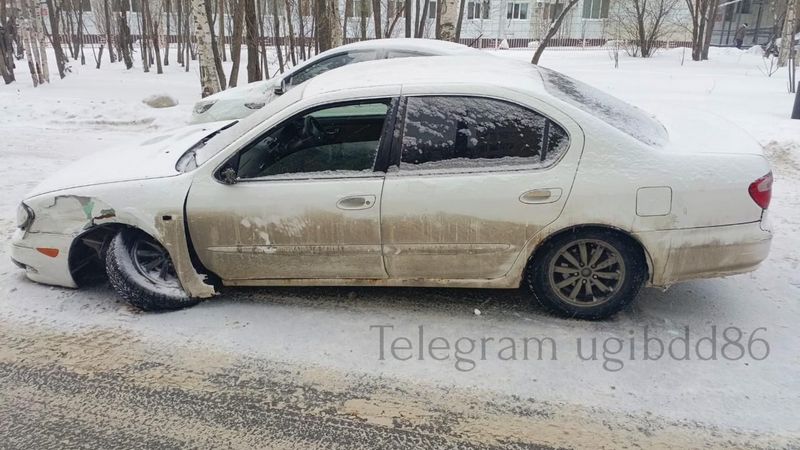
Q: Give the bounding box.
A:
[177,86,306,172]
[537,66,668,147]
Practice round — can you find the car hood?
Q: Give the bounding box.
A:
[27,121,236,199]
[203,80,275,102]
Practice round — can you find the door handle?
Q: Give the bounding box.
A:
[519,188,562,204]
[337,195,376,210]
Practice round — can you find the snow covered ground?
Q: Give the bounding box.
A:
[1,47,799,447]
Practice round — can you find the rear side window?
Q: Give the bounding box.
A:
[538,66,667,147]
[399,96,569,171]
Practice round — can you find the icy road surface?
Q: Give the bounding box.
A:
[1,47,799,448]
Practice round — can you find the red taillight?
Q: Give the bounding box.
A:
[748,172,773,210]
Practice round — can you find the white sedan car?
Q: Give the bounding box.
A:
[190,38,481,124]
[11,56,773,319]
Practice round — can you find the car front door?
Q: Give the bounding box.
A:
[380,94,583,280]
[186,98,396,281]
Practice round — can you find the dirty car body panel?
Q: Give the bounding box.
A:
[11,56,772,308]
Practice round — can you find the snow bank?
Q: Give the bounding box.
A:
[142,94,179,108]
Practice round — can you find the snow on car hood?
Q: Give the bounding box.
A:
[655,107,764,155]
[202,79,275,103]
[27,121,236,198]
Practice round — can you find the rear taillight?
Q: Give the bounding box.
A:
[748,172,773,210]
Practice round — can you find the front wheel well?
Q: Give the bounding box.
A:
[525,225,652,284]
[68,224,137,286]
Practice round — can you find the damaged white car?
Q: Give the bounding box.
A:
[11,56,773,319]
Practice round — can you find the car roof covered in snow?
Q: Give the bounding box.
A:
[300,55,545,97]
[329,38,481,55]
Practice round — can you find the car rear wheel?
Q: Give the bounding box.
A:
[526,230,646,320]
[105,229,199,311]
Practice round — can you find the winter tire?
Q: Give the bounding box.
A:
[105,228,199,311]
[526,229,647,320]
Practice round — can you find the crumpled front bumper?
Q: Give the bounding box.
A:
[10,228,77,288]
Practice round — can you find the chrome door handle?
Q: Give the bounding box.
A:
[336,195,376,210]
[519,188,562,204]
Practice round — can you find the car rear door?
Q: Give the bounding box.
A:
[380,94,584,280]
[185,98,397,282]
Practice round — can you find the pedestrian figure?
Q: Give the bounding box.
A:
[734,23,748,49]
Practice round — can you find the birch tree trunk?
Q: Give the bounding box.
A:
[19,1,41,86]
[330,0,342,46]
[191,0,222,97]
[30,0,49,82]
[165,0,171,65]
[218,0,227,61]
[779,0,797,66]
[271,0,285,74]
[438,0,458,41]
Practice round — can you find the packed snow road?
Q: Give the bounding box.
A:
[1,48,799,448]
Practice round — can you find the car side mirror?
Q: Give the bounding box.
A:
[220,167,238,185]
[274,78,288,95]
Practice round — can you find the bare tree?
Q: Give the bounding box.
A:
[316,0,340,51]
[228,0,244,86]
[686,0,719,60]
[165,0,172,65]
[532,0,580,64]
[271,0,285,73]
[371,0,382,37]
[102,0,115,62]
[610,0,681,57]
[245,0,262,80]
[43,0,68,78]
[0,4,17,84]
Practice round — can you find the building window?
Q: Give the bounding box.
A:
[506,2,528,20]
[547,2,564,21]
[581,0,608,19]
[467,0,490,19]
[739,0,751,14]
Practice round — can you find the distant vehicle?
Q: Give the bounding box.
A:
[190,38,482,124]
[12,56,772,320]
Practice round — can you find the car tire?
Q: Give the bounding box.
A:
[525,229,647,320]
[105,228,200,311]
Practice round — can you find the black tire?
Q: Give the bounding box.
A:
[525,229,647,320]
[105,229,200,311]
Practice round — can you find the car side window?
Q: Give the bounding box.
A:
[287,50,378,87]
[399,96,569,171]
[235,100,391,179]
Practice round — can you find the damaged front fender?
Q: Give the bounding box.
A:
[21,178,217,299]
